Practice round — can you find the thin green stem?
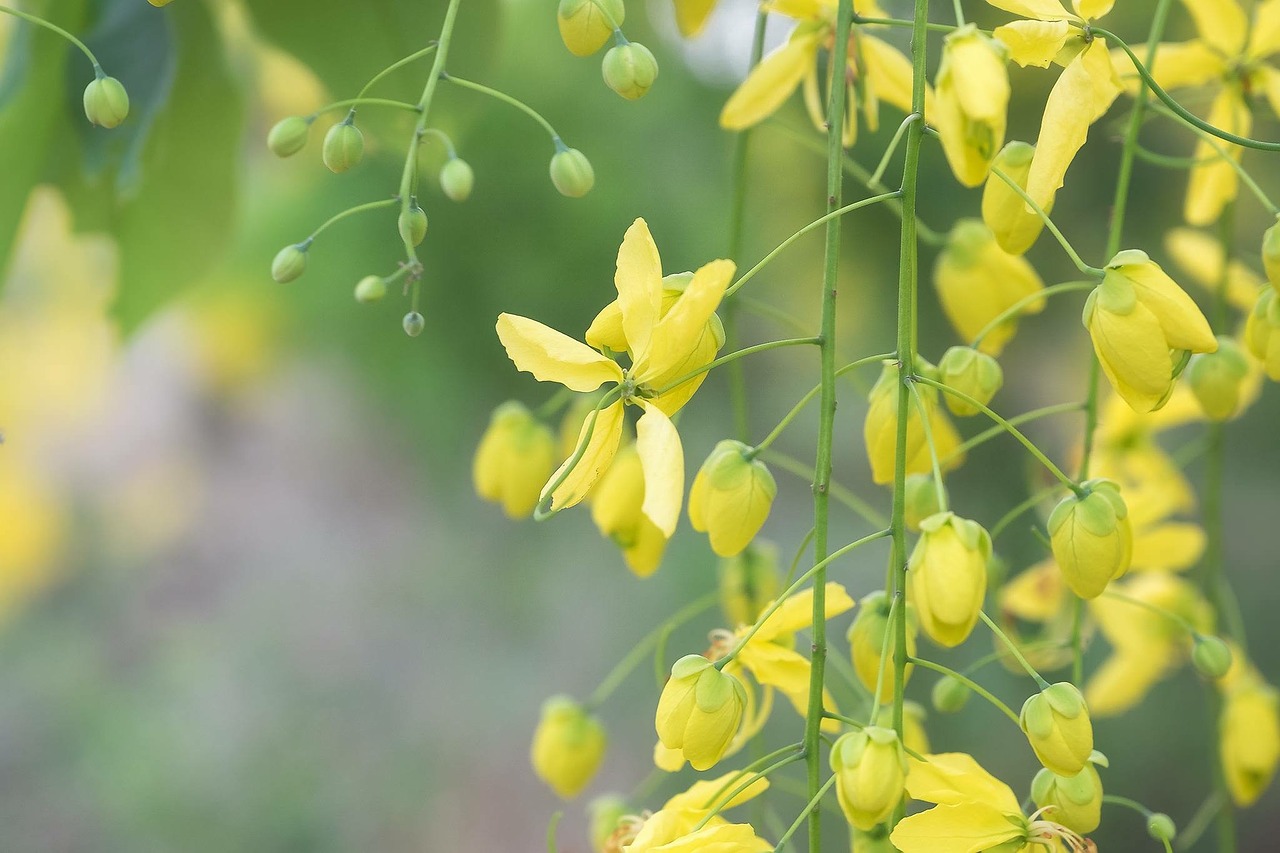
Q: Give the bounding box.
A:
[308,98,423,117]
[990,165,1103,277]
[909,657,1021,725]
[760,450,890,530]
[419,127,458,159]
[945,403,1085,465]
[774,775,838,849]
[1177,791,1224,851]
[822,711,867,729]
[0,5,99,68]
[869,114,919,186]
[852,15,970,34]
[535,387,574,419]
[1071,597,1085,685]
[751,353,894,455]
[969,281,1096,350]
[872,592,902,709]
[356,44,438,101]
[990,485,1062,541]
[736,295,813,337]
[979,610,1050,690]
[783,528,818,588]
[950,0,966,26]
[907,382,949,512]
[1101,589,1199,636]
[1102,794,1154,818]
[963,640,1069,676]
[442,74,559,140]
[701,743,806,811]
[650,337,821,396]
[545,811,562,853]
[308,197,399,241]
[691,753,806,831]
[1133,145,1215,170]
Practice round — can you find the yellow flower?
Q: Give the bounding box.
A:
[717,542,780,628]
[1246,287,1280,380]
[903,473,945,532]
[591,443,670,577]
[531,695,607,799]
[557,0,624,57]
[1219,670,1280,807]
[848,590,916,692]
[1030,752,1106,834]
[935,25,1010,187]
[655,655,747,771]
[830,726,908,830]
[496,219,735,536]
[988,0,1123,213]
[1020,682,1094,776]
[618,771,772,851]
[982,141,1049,255]
[937,346,1004,417]
[1047,479,1131,599]
[909,512,991,648]
[863,360,964,485]
[997,559,1078,674]
[1164,226,1265,313]
[933,220,1046,355]
[1083,249,1218,412]
[688,440,776,557]
[624,814,771,852]
[673,0,717,38]
[473,401,556,518]
[719,1,922,147]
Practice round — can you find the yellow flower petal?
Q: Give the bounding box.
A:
[1120,256,1219,352]
[615,218,664,360]
[544,400,626,511]
[890,803,1026,853]
[986,0,1073,20]
[1071,0,1113,18]
[673,0,717,37]
[861,34,928,118]
[720,32,820,131]
[1183,0,1247,56]
[636,400,684,537]
[496,313,624,392]
[1131,521,1205,572]
[753,581,856,641]
[994,20,1072,68]
[1249,0,1280,59]
[663,772,770,811]
[1116,41,1226,92]
[640,258,734,382]
[737,642,841,731]
[1185,88,1250,226]
[1088,296,1173,413]
[1085,651,1170,716]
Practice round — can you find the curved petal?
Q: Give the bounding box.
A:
[1071,0,1113,19]
[673,0,716,37]
[752,581,855,642]
[616,219,663,360]
[1131,521,1206,571]
[1115,41,1227,92]
[994,20,1072,68]
[542,400,625,511]
[636,400,684,537]
[720,32,820,131]
[1089,298,1173,413]
[1249,0,1280,60]
[904,753,1021,812]
[985,0,1073,20]
[640,258,734,381]
[861,35,924,117]
[496,313,623,391]
[1183,0,1247,56]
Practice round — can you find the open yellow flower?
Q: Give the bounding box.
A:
[719,0,925,146]
[606,772,772,852]
[987,0,1123,213]
[934,25,1010,187]
[496,219,734,537]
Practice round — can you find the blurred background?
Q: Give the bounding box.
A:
[1,0,1278,850]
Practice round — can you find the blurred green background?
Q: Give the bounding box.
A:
[1,0,1278,850]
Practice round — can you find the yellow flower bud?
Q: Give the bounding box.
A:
[588,794,630,852]
[655,655,746,771]
[83,75,130,128]
[1084,250,1218,412]
[1262,220,1280,291]
[1245,288,1280,380]
[1187,336,1250,421]
[937,346,1003,417]
[934,25,1009,187]
[1030,753,1106,834]
[903,473,945,533]
[688,440,776,557]
[398,201,429,247]
[863,361,964,486]
[1020,682,1094,776]
[473,401,556,518]
[908,512,991,648]
[934,220,1045,355]
[353,275,386,304]
[439,158,475,202]
[717,541,780,628]
[603,42,659,100]
[531,695,607,799]
[1220,679,1280,806]
[322,117,364,173]
[557,0,624,57]
[271,243,308,283]
[550,146,596,197]
[982,141,1048,255]
[848,590,916,692]
[1048,479,1132,599]
[591,444,668,576]
[830,726,908,831]
[267,116,312,158]
[402,311,425,337]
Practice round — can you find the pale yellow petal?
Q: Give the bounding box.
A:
[636,400,684,537]
[1131,521,1206,572]
[1071,0,1113,19]
[861,35,922,117]
[994,20,1071,68]
[496,313,624,391]
[890,803,1025,853]
[673,0,716,37]
[1185,88,1250,226]
[720,33,819,131]
[1085,652,1169,716]
[615,218,663,359]
[1089,298,1173,413]
[1249,0,1280,59]
[904,753,1021,812]
[753,581,855,641]
[985,0,1074,20]
[640,258,734,382]
[543,400,626,511]
[1253,65,1280,129]
[1183,0,1247,56]
[1115,41,1227,93]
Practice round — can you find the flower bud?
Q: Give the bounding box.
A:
[402,311,425,337]
[1263,220,1280,291]
[591,444,668,577]
[1048,479,1132,599]
[717,541,779,628]
[1245,288,1280,380]
[934,219,1045,355]
[602,42,658,100]
[531,695,606,799]
[982,141,1047,255]
[937,346,1003,416]
[830,726,908,831]
[473,401,557,518]
[271,243,308,283]
[83,75,130,128]
[903,473,945,533]
[908,512,991,647]
[1147,813,1177,843]
[439,157,475,202]
[267,116,312,157]
[322,117,364,173]
[1030,756,1104,834]
[1192,634,1235,679]
[399,201,429,247]
[1220,678,1280,806]
[934,25,1009,187]
[1187,335,1251,421]
[353,275,386,304]
[848,591,916,692]
[655,655,746,771]
[875,700,932,756]
[864,360,964,485]
[851,826,899,853]
[1020,682,1094,776]
[688,440,776,557]
[931,674,971,714]
[588,794,630,852]
[550,147,595,197]
[557,0,625,57]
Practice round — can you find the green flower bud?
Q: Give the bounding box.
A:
[717,541,779,628]
[1263,220,1280,291]
[267,116,312,157]
[848,590,916,692]
[937,345,1003,417]
[830,726,908,831]
[588,794,630,851]
[1245,288,1280,380]
[1048,479,1132,599]
[931,674,971,714]
[403,311,425,337]
[1192,634,1234,679]
[323,116,364,173]
[557,0,625,57]
[83,75,130,128]
[399,201,429,247]
[1147,813,1177,842]
[1187,335,1251,421]
[354,275,386,304]
[439,158,475,202]
[903,473,944,532]
[1020,682,1094,776]
[689,440,776,557]
[271,243,308,283]
[655,654,746,771]
[550,147,595,198]
[602,42,658,100]
[1030,759,1104,834]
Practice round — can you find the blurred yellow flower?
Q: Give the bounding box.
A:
[473,401,557,519]
[531,695,606,799]
[934,220,1045,355]
[863,360,963,485]
[688,440,776,558]
[1219,663,1280,807]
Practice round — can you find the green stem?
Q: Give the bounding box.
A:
[1133,145,1215,170]
[969,281,1096,350]
[1101,589,1200,636]
[783,528,818,588]
[774,776,838,849]
[751,353,895,455]
[308,197,399,241]
[545,811,562,853]
[989,165,1103,277]
[701,743,806,811]
[908,657,1021,725]
[950,0,966,26]
[852,15,970,34]
[990,485,1062,541]
[356,44,438,101]
[650,337,821,396]
[907,382,949,512]
[691,753,806,831]
[872,592,902,709]
[761,451,889,529]
[0,5,99,68]
[725,192,901,298]
[1102,794,1154,817]
[822,711,867,729]
[442,73,560,141]
[308,98,423,117]
[979,610,1050,689]
[1177,791,1224,852]
[945,403,1085,465]
[419,127,459,159]
[1071,597,1085,685]
[869,114,919,186]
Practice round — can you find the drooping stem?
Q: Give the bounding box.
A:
[442,74,560,141]
[969,281,1096,350]
[774,775,838,849]
[945,402,1085,464]
[0,5,100,69]
[979,610,1051,690]
[989,166,1103,277]
[908,657,1021,725]
[356,44,439,101]
[308,197,400,241]
[751,353,894,455]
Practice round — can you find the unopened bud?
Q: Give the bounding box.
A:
[354,275,386,304]
[83,75,130,128]
[1263,220,1280,291]
[1048,479,1132,599]
[903,473,944,532]
[557,0,625,57]
[937,346,1003,416]
[267,116,312,157]
[1147,813,1177,842]
[1246,288,1280,380]
[403,311,425,337]
[602,42,658,100]
[323,116,364,173]
[399,201,429,247]
[932,674,971,714]
[1187,335,1251,421]
[550,147,595,197]
[271,243,308,283]
[440,158,475,202]
[1192,635,1234,679]
[1020,682,1094,776]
